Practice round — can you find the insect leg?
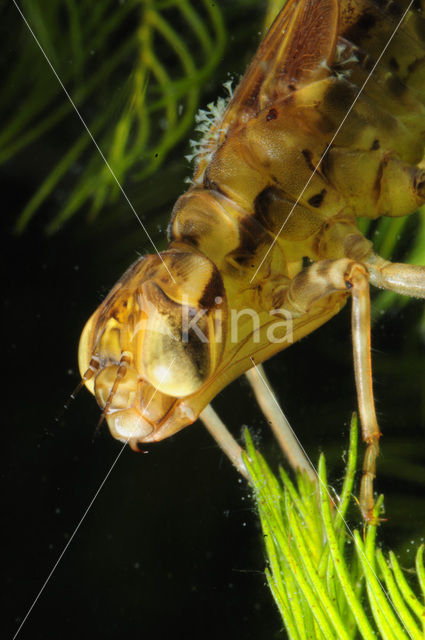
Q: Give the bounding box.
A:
[281,258,380,520]
[245,364,316,482]
[346,263,381,523]
[365,255,425,299]
[199,404,249,479]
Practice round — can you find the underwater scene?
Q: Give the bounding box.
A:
[3,1,425,638]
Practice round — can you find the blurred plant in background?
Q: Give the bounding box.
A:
[3,0,225,233]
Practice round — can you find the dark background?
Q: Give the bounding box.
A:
[3,2,425,639]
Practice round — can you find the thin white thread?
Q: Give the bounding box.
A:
[250,0,415,284]
[12,358,176,639]
[12,443,127,640]
[12,0,176,284]
[249,357,415,640]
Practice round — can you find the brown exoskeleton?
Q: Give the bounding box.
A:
[79,0,425,520]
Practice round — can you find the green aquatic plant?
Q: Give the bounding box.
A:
[4,0,225,233]
[243,417,425,640]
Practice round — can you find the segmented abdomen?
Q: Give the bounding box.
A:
[171,0,425,286]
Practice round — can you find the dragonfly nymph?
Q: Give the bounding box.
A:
[79,0,425,520]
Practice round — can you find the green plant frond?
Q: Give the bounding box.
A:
[243,415,425,640]
[5,0,226,232]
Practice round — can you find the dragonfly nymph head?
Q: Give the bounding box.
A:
[78,250,227,449]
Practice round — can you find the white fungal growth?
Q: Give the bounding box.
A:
[185,80,234,170]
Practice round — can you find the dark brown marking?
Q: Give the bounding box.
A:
[302,149,315,172]
[318,148,332,181]
[308,189,327,208]
[266,108,278,121]
[386,75,407,99]
[413,169,425,195]
[342,9,379,48]
[373,158,385,201]
[324,80,356,114]
[389,57,399,72]
[408,58,419,74]
[254,185,282,226]
[370,139,380,151]
[237,212,268,254]
[198,267,225,309]
[356,12,377,33]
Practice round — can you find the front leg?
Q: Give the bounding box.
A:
[281,258,380,521]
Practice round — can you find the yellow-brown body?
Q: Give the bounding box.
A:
[79,0,425,515]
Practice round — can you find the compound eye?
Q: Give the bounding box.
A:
[143,337,209,397]
[94,365,139,411]
[140,282,211,397]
